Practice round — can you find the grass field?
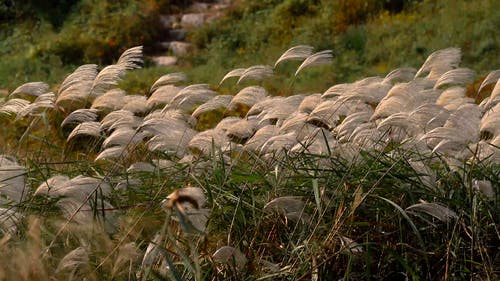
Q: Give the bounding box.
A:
[0,1,498,280]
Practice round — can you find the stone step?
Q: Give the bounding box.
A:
[150,56,178,66]
[181,13,206,28]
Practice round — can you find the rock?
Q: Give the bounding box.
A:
[151,56,178,66]
[159,14,180,29]
[181,13,206,28]
[168,29,187,41]
[168,41,193,56]
[189,3,210,13]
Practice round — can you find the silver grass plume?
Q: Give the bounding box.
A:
[295,50,333,76]
[274,45,314,68]
[433,68,476,89]
[147,85,182,108]
[406,201,457,223]
[150,72,187,93]
[478,69,500,93]
[15,92,56,120]
[219,68,246,85]
[56,246,90,277]
[0,98,31,117]
[61,109,99,128]
[212,246,247,271]
[229,86,268,109]
[9,82,49,99]
[163,187,209,233]
[415,47,461,80]
[67,121,102,142]
[90,46,143,97]
[91,89,126,112]
[237,65,273,84]
[382,67,417,84]
[169,84,216,110]
[192,95,233,118]
[56,64,98,107]
[0,155,27,204]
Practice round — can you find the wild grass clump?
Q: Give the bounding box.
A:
[0,42,498,280]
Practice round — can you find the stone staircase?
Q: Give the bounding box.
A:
[150,0,232,66]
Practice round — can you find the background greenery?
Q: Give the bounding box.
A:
[1,0,498,94]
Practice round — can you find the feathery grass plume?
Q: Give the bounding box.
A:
[406,201,457,223]
[127,162,156,173]
[244,124,279,151]
[15,92,56,120]
[146,108,197,127]
[0,98,31,117]
[164,187,209,233]
[237,65,273,84]
[279,112,318,141]
[219,68,246,85]
[122,95,148,114]
[191,95,233,118]
[408,160,437,187]
[407,103,449,133]
[226,118,259,142]
[484,79,500,109]
[116,46,143,70]
[0,207,21,235]
[274,45,314,68]
[246,96,283,117]
[340,77,392,104]
[264,196,305,215]
[67,121,102,142]
[478,69,500,93]
[382,67,417,84]
[95,145,130,161]
[169,84,217,110]
[100,110,141,132]
[259,95,304,124]
[308,98,372,129]
[9,82,49,99]
[335,110,373,142]
[212,246,247,271]
[422,103,481,153]
[61,109,99,128]
[433,68,476,89]
[35,175,111,201]
[147,85,182,108]
[436,86,474,111]
[322,83,352,99]
[102,127,146,148]
[480,102,500,137]
[415,47,462,80]
[215,116,242,131]
[0,155,27,203]
[371,80,440,120]
[56,246,90,278]
[260,131,298,154]
[188,128,230,155]
[473,179,495,200]
[349,123,383,149]
[90,46,143,97]
[298,93,322,113]
[146,128,197,157]
[295,50,333,76]
[112,242,141,278]
[228,86,268,109]
[91,89,126,112]
[473,135,500,163]
[56,64,98,108]
[150,72,187,93]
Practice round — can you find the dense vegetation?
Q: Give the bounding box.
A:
[0,1,498,280]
